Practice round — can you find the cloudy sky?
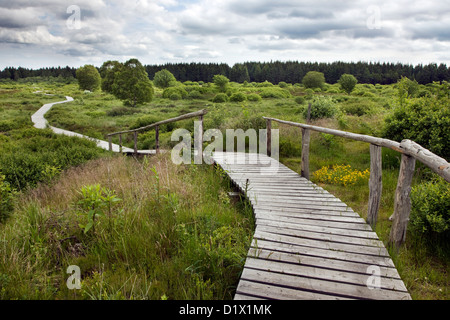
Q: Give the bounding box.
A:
[0,0,449,69]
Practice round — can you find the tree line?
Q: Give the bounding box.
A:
[1,61,449,85]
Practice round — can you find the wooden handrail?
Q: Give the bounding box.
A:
[106,109,208,155]
[264,116,449,248]
[107,109,208,137]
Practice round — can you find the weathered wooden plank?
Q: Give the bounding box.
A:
[251,197,347,207]
[245,258,408,293]
[233,293,266,300]
[236,279,348,300]
[240,268,410,300]
[251,239,396,268]
[247,248,401,279]
[256,224,387,249]
[253,208,365,222]
[247,193,341,202]
[254,230,390,257]
[255,217,379,239]
[255,213,373,231]
[252,208,366,220]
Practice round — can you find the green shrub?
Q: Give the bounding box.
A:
[0,131,102,190]
[106,107,140,117]
[187,90,203,99]
[212,93,229,103]
[383,96,450,159]
[278,81,288,88]
[303,96,338,120]
[302,71,325,89]
[162,86,188,99]
[229,92,247,102]
[169,93,181,101]
[256,81,274,87]
[295,96,305,105]
[0,174,15,222]
[259,88,291,99]
[247,93,262,102]
[409,178,450,254]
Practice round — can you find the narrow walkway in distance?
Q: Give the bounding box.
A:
[31,96,155,154]
[212,152,411,300]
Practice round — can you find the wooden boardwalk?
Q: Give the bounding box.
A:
[212,152,411,300]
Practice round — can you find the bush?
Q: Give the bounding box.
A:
[247,93,262,102]
[338,74,358,94]
[302,71,325,89]
[153,69,177,89]
[212,93,229,103]
[162,86,188,99]
[383,96,450,159]
[188,90,203,99]
[409,178,450,254]
[295,96,305,105]
[0,130,103,190]
[303,96,338,120]
[256,81,274,87]
[259,88,291,99]
[229,92,247,102]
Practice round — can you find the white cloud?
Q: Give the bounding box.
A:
[0,0,449,68]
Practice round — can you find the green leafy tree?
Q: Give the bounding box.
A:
[302,71,325,89]
[99,60,123,94]
[112,59,154,107]
[213,74,230,92]
[76,65,101,91]
[397,76,419,106]
[230,64,250,83]
[338,74,358,94]
[153,69,177,89]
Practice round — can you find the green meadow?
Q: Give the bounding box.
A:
[0,77,448,300]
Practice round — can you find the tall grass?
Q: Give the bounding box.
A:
[0,154,254,299]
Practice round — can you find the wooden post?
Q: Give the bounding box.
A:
[306,103,312,123]
[266,119,272,157]
[301,128,311,179]
[119,134,123,154]
[367,144,382,229]
[194,115,203,164]
[155,125,160,154]
[108,135,112,152]
[133,131,138,156]
[389,153,416,248]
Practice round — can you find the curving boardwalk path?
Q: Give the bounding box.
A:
[31,96,154,154]
[212,152,411,300]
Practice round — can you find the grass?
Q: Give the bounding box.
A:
[0,154,254,299]
[0,79,448,300]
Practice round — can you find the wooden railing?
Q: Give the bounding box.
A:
[106,109,208,155]
[263,116,450,248]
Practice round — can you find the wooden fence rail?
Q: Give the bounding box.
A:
[106,109,208,155]
[263,116,450,248]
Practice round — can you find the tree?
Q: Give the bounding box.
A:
[230,63,250,83]
[153,69,177,89]
[213,74,230,92]
[99,60,123,94]
[76,65,101,91]
[302,71,325,89]
[112,59,154,107]
[338,74,358,94]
